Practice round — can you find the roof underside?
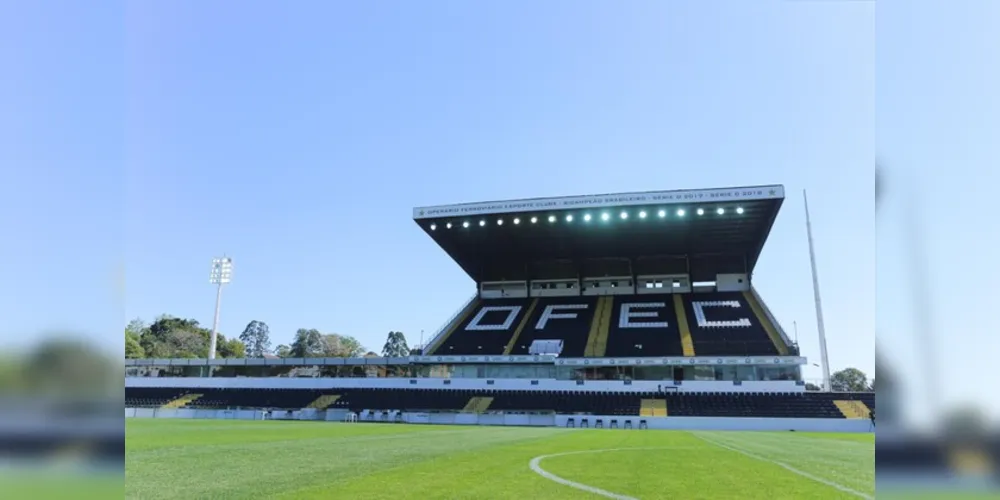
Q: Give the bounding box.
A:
[414,185,784,283]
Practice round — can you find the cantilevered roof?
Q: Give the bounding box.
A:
[414,185,784,283]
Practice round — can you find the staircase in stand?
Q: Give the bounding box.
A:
[162,393,203,409]
[504,299,539,355]
[833,400,871,419]
[462,397,494,413]
[307,395,341,410]
[743,291,789,355]
[473,397,493,413]
[673,295,696,356]
[640,398,667,417]
[585,297,614,357]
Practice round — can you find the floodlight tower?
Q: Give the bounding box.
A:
[208,256,233,360]
[803,191,832,392]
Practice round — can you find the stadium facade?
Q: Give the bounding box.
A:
[126,185,875,432]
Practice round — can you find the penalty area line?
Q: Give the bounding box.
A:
[692,433,873,500]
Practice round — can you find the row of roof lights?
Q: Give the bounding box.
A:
[430,207,744,230]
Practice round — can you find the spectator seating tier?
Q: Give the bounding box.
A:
[432,292,789,358]
[507,296,599,357]
[128,387,876,419]
[604,295,685,357]
[124,388,186,408]
[683,292,780,356]
[432,298,531,356]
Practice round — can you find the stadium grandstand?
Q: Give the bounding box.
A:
[126,184,876,431]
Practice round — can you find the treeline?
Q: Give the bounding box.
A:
[1,337,121,396]
[124,315,419,359]
[804,367,875,392]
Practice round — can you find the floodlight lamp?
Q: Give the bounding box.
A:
[565,214,573,222]
[497,219,503,225]
[736,207,744,214]
[716,208,725,215]
[446,222,453,229]
[513,218,520,225]
[530,216,538,224]
[601,213,610,221]
[583,214,592,222]
[620,211,628,219]
[657,209,666,218]
[638,211,647,219]
[479,220,486,226]
[430,224,437,230]
[463,221,470,228]
[677,209,686,217]
[210,257,233,284]
[548,215,556,223]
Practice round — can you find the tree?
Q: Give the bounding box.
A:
[805,383,821,392]
[218,336,246,358]
[290,328,325,357]
[239,320,272,358]
[125,318,147,359]
[381,331,410,357]
[24,338,118,395]
[321,333,365,358]
[140,316,206,358]
[125,329,144,359]
[126,318,147,338]
[830,367,869,392]
[274,344,291,358]
[868,379,875,392]
[363,351,379,358]
[139,315,244,359]
[409,347,423,355]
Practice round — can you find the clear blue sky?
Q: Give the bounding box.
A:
[5,1,996,421]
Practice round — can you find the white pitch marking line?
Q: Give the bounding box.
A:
[693,433,873,500]
[528,446,699,500]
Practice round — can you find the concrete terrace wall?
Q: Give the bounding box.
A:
[126,408,869,433]
[125,377,802,393]
[553,415,872,433]
[126,407,353,422]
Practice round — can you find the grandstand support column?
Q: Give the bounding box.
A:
[208,256,233,360]
[803,191,831,392]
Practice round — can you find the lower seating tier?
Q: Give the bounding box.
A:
[126,387,873,418]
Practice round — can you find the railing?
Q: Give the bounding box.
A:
[750,285,794,349]
[423,293,477,354]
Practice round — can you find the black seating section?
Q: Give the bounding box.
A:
[605,295,684,357]
[683,292,778,356]
[664,392,844,418]
[434,292,787,357]
[124,387,186,407]
[332,388,470,412]
[489,390,641,415]
[798,391,876,414]
[334,388,641,415]
[188,388,330,409]
[432,298,530,356]
[128,387,875,419]
[508,296,599,357]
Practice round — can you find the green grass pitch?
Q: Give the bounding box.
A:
[126,419,874,499]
